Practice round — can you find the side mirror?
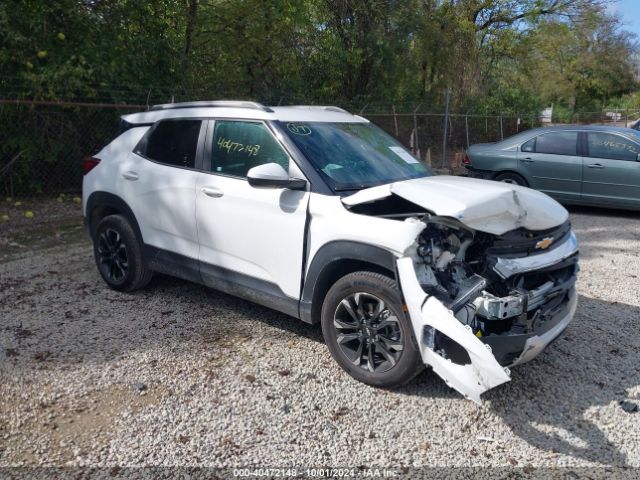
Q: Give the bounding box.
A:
[247,163,307,190]
[637,153,640,162]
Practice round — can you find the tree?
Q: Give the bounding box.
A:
[0,0,636,110]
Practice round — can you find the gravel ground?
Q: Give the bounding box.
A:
[1,206,639,473]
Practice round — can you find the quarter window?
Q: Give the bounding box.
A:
[521,138,535,153]
[587,132,640,161]
[211,121,289,177]
[531,132,578,156]
[139,120,201,168]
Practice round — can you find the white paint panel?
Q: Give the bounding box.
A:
[123,153,200,259]
[307,194,426,271]
[342,175,569,235]
[196,173,309,298]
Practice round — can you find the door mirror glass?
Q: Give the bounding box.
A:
[247,163,306,190]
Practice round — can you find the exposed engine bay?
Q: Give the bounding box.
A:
[408,215,578,367]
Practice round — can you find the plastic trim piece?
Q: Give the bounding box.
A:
[151,100,274,112]
[299,241,397,324]
[493,231,579,279]
[509,289,578,366]
[85,192,142,241]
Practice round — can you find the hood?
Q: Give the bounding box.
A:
[342,176,568,235]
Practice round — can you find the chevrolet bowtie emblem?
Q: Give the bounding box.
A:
[535,237,554,250]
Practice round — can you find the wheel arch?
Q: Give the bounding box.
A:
[299,241,397,324]
[492,170,530,187]
[85,191,142,242]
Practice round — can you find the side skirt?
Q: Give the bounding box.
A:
[143,245,300,319]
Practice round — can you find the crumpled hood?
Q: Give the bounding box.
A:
[342,176,568,235]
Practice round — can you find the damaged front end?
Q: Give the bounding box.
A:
[340,177,579,402]
[397,216,579,402]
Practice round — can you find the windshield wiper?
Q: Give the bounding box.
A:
[333,181,385,192]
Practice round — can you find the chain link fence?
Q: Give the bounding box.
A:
[0,100,142,198]
[366,110,540,172]
[2,99,639,198]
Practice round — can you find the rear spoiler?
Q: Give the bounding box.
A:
[116,118,153,136]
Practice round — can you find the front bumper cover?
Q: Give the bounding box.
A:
[396,232,579,403]
[481,288,577,367]
[398,257,510,403]
[510,288,577,366]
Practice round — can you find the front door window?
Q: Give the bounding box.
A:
[587,133,640,161]
[210,121,289,177]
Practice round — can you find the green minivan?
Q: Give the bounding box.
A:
[464,125,640,209]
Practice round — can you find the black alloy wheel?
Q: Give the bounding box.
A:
[321,271,423,388]
[97,227,129,284]
[333,292,404,373]
[93,214,153,292]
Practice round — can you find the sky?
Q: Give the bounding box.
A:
[609,0,640,38]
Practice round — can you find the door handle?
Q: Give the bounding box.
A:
[587,163,604,169]
[521,157,534,163]
[201,186,224,198]
[122,171,139,181]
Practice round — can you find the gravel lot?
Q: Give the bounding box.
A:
[1,205,639,472]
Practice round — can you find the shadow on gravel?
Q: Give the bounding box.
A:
[147,274,325,344]
[568,205,640,260]
[398,293,639,467]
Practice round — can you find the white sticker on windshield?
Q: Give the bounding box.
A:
[389,146,419,164]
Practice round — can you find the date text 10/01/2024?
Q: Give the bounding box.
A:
[232,468,399,477]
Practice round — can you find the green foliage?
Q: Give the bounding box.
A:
[0,0,637,111]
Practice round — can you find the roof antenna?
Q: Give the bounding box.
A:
[171,95,175,104]
[145,89,152,110]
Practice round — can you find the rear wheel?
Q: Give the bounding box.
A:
[93,214,152,292]
[494,172,527,186]
[321,271,422,388]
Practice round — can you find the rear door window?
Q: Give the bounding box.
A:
[137,119,202,168]
[210,120,289,177]
[587,132,640,161]
[531,132,578,156]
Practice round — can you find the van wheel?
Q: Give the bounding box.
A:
[93,214,153,292]
[495,172,527,186]
[321,271,423,388]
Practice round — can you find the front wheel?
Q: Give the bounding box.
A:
[93,214,153,292]
[321,271,423,388]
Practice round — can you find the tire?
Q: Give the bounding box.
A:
[321,271,423,388]
[93,214,153,292]
[494,172,527,186]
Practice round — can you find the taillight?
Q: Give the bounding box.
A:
[462,153,471,165]
[82,156,101,175]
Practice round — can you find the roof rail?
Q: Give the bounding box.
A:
[288,105,351,114]
[150,100,274,112]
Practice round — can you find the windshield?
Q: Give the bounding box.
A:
[279,122,430,191]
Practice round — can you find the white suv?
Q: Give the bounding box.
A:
[82,101,579,402]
